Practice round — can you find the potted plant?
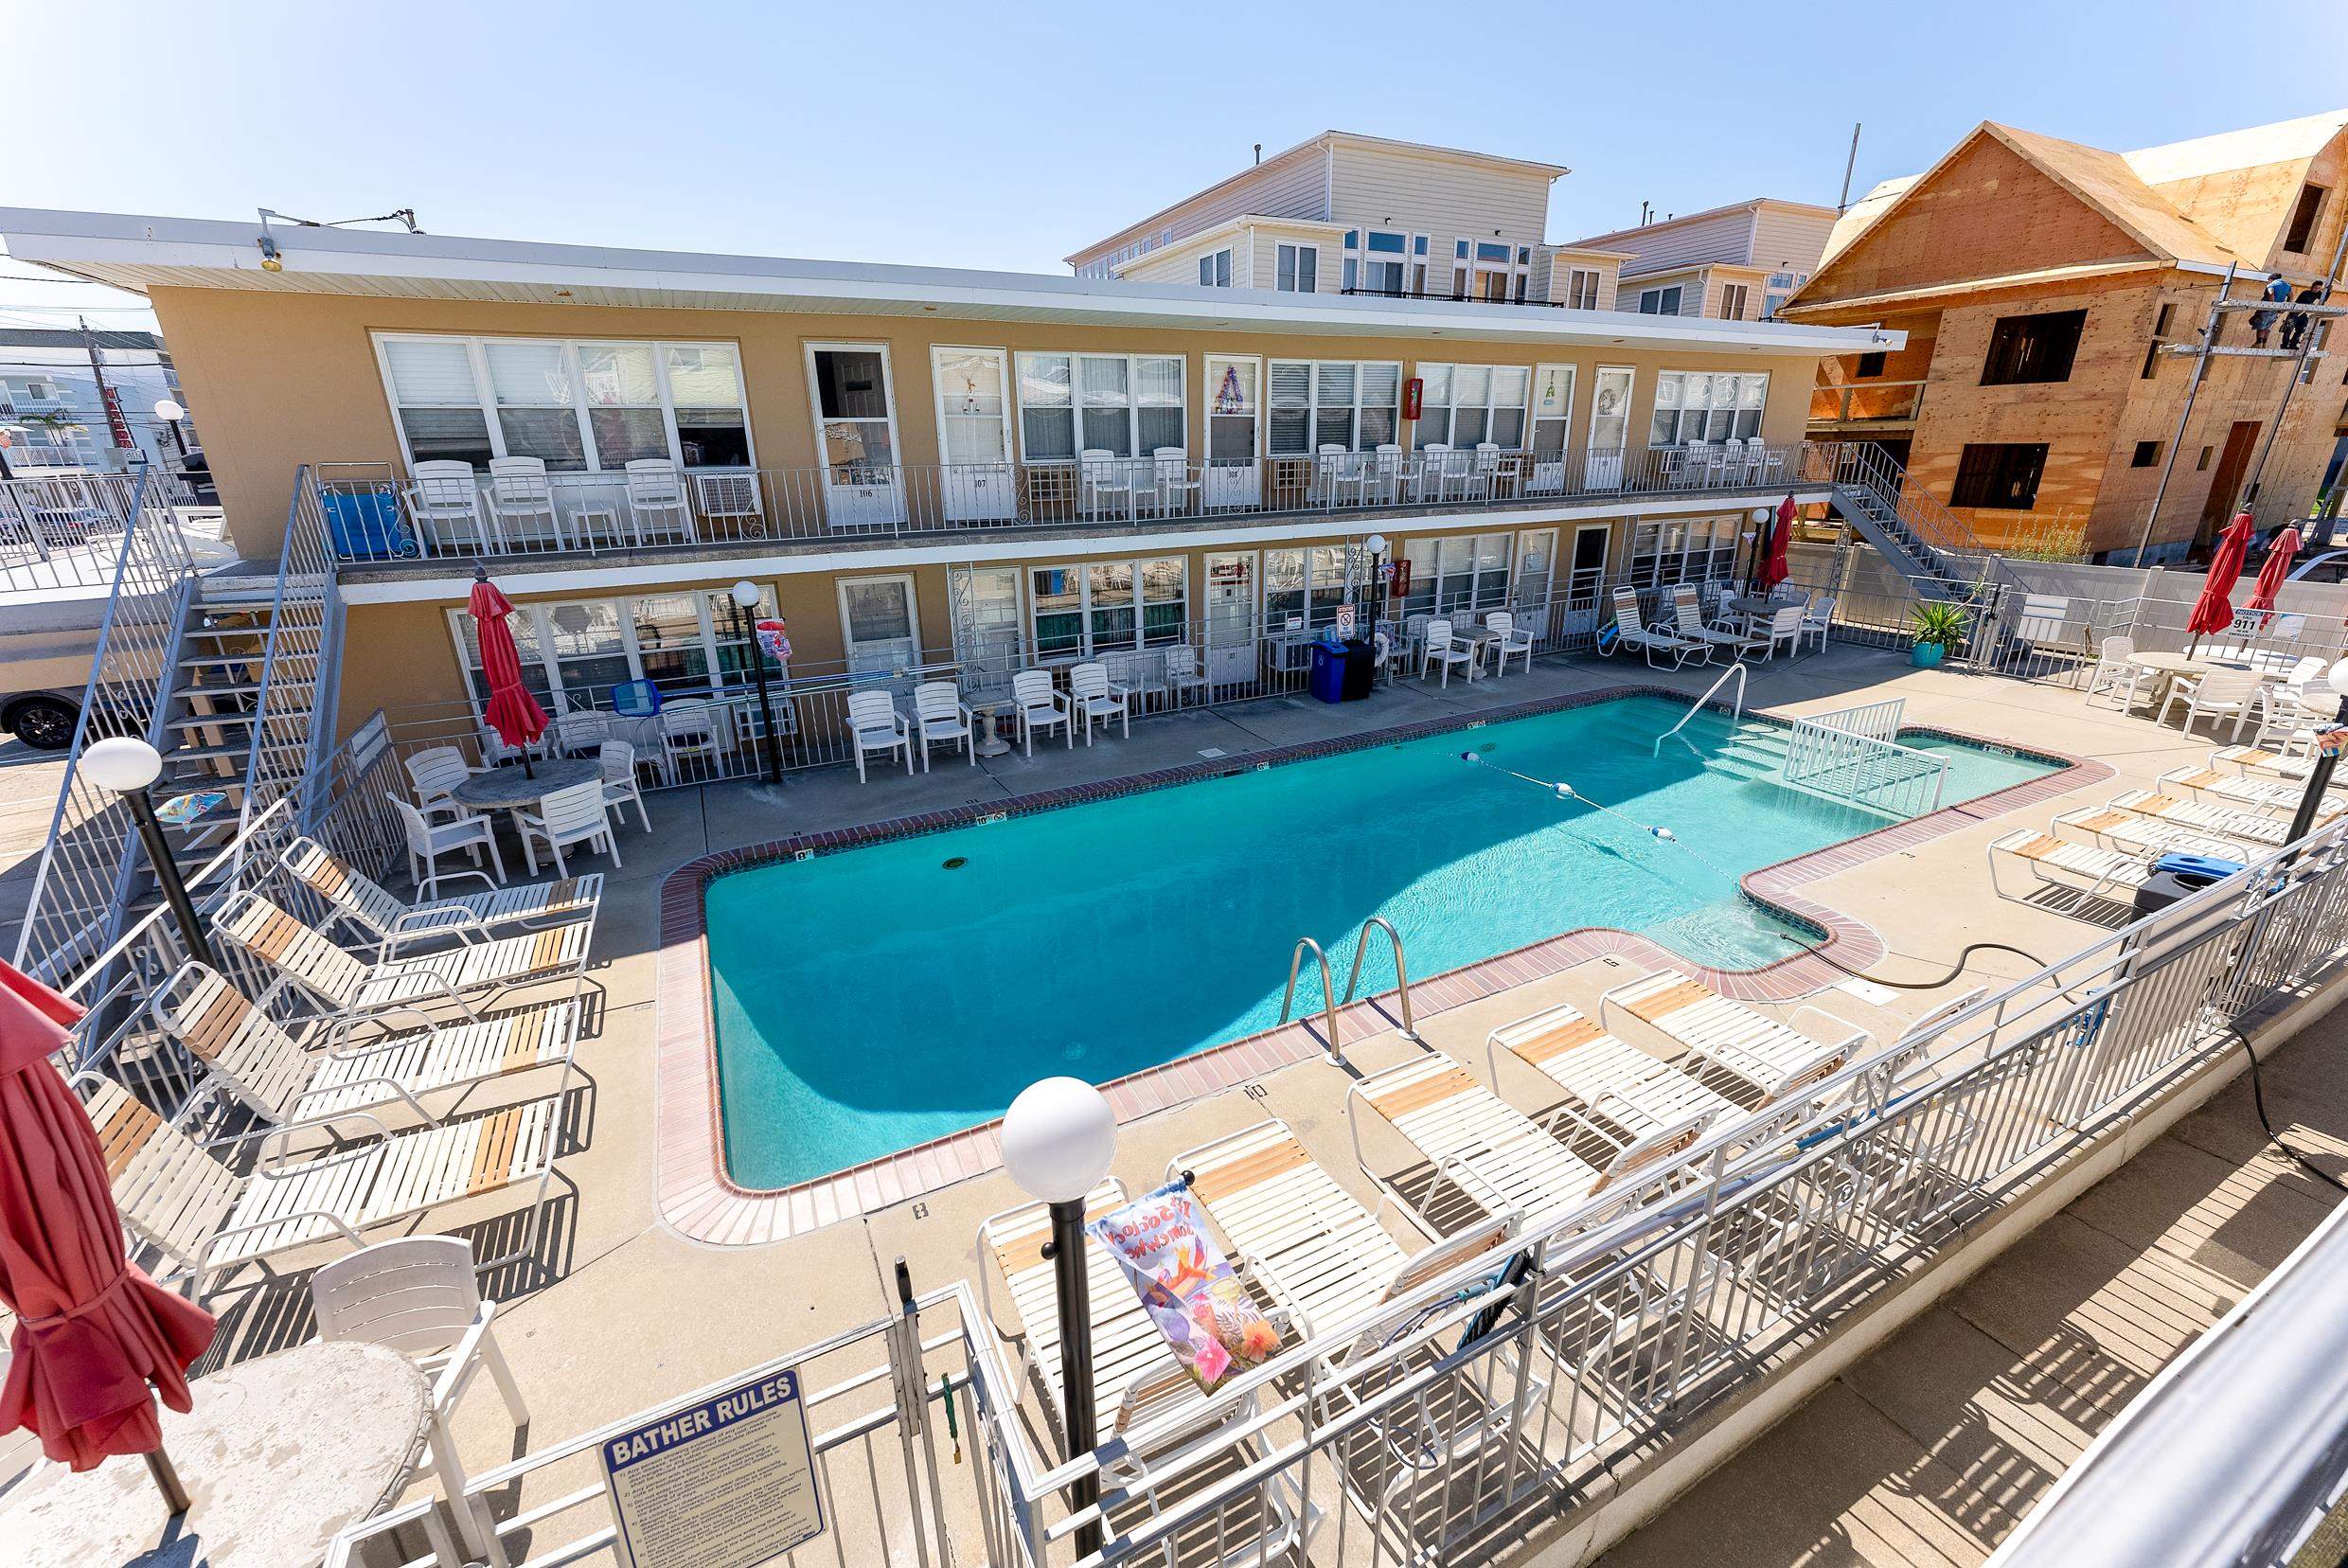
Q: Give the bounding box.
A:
[1909,601,1967,668]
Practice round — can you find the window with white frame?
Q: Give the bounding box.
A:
[1718,283,1749,321]
[1267,360,1401,454]
[1413,365,1532,450]
[377,334,750,472]
[1628,515,1740,588]
[1564,268,1601,311]
[1016,353,1185,460]
[447,584,780,717]
[1649,371,1769,445]
[1397,533,1513,618]
[1028,558,1187,657]
[1637,285,1684,316]
[1345,230,1413,294]
[1275,243,1318,293]
[1264,545,1361,631]
[1198,248,1233,288]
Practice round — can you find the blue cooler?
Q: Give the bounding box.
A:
[321,488,405,560]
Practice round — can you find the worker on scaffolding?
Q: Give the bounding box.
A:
[2281,279,2329,353]
[2250,271,2293,347]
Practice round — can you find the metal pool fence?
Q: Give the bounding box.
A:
[322,810,2348,1568]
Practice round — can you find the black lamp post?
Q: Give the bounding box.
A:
[1001,1077,1118,1559]
[730,580,782,786]
[82,737,217,971]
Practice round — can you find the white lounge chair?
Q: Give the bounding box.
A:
[1010,668,1072,755]
[2108,787,2324,847]
[1988,829,2162,903]
[390,796,505,902]
[1486,1002,1744,1153]
[311,1237,529,1561]
[1599,971,1865,1103]
[1609,587,1704,668]
[153,960,578,1127]
[1068,661,1130,742]
[2049,805,2251,862]
[2211,742,2321,783]
[2154,763,2344,818]
[217,889,591,1024]
[279,836,596,953]
[80,1072,560,1301]
[913,681,974,769]
[1346,1055,1708,1241]
[1419,618,1474,686]
[1665,585,1743,664]
[845,688,912,780]
[1485,610,1535,677]
[513,778,621,878]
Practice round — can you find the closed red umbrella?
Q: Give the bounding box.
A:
[1757,493,1795,594]
[2186,509,2256,646]
[2247,524,2303,622]
[0,960,215,1498]
[471,574,547,775]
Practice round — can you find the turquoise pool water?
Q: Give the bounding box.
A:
[706,696,2055,1188]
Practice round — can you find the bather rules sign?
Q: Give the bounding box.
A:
[599,1368,825,1568]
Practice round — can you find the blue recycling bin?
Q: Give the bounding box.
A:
[1309,639,1349,704]
[320,488,405,560]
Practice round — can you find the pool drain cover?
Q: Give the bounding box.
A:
[942,857,968,870]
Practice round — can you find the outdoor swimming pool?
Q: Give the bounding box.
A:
[705,695,2058,1188]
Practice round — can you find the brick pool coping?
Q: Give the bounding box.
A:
[651,686,2108,1246]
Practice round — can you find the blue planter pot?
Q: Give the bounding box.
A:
[1911,641,1947,668]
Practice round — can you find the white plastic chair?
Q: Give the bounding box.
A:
[2084,635,2145,708]
[1485,610,1534,676]
[1414,443,1459,502]
[1368,444,1405,504]
[1011,669,1072,755]
[1420,618,1474,686]
[486,455,560,548]
[1069,661,1130,742]
[1163,645,1210,707]
[408,461,489,554]
[390,794,504,900]
[1470,441,1503,498]
[1078,450,1133,519]
[624,458,694,544]
[1150,448,1200,515]
[658,698,724,783]
[311,1237,526,1562]
[846,688,912,780]
[1317,444,1365,506]
[1798,592,1836,652]
[550,708,612,757]
[2159,667,2267,739]
[513,778,621,877]
[914,681,975,770]
[1738,604,1805,662]
[403,746,481,822]
[598,739,650,832]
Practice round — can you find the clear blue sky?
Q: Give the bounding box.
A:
[4,0,2343,330]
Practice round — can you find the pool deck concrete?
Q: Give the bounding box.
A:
[6,642,2337,1564]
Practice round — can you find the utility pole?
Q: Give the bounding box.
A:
[1837,122,1863,212]
[2239,220,2348,515]
[79,315,132,461]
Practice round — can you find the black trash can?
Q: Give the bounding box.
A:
[2131,852,2246,918]
[1338,637,1378,700]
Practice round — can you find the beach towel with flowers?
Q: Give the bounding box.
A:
[1087,1180,1282,1390]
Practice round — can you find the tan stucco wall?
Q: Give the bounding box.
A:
[146,285,1825,561]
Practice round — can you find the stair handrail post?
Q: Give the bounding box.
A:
[1654,663,1747,755]
[1340,917,1418,1042]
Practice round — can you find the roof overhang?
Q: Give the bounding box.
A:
[1781,257,2232,321]
[0,207,1897,356]
[1107,214,1349,276]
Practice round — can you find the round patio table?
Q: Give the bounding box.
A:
[2127,650,2215,714]
[3,1340,432,1568]
[450,757,601,809]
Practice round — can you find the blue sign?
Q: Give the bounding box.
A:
[598,1368,824,1568]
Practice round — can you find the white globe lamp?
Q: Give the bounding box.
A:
[1001,1077,1116,1203]
[729,579,759,609]
[82,737,218,969]
[82,736,165,793]
[153,398,187,424]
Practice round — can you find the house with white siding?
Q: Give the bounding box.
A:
[1066,132,1623,308]
[1568,199,1837,321]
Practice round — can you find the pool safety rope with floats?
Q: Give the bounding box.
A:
[1458,750,1746,884]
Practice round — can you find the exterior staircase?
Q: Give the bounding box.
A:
[1701,720,1790,783]
[1814,441,2019,604]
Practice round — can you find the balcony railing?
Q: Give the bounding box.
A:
[1808,379,1927,426]
[316,442,1824,567]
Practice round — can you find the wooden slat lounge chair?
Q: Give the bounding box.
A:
[2050,806,2251,863]
[2210,744,2320,783]
[153,961,578,1125]
[1345,1055,1707,1241]
[1485,1001,1743,1152]
[280,836,599,953]
[216,890,591,1023]
[2154,764,2346,819]
[1988,829,2160,902]
[2108,789,2315,847]
[1597,971,1863,1103]
[81,1074,560,1300]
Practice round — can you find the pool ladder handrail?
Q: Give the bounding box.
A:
[1653,662,1747,755]
[1279,919,1421,1066]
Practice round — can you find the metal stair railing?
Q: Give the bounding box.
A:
[12,465,203,982]
[1812,440,2022,598]
[1654,663,1747,754]
[232,464,339,876]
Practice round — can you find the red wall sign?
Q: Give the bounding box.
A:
[1401,376,1424,421]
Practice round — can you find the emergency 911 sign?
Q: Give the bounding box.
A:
[598,1369,825,1568]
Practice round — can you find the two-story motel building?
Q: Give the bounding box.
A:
[0,207,1894,752]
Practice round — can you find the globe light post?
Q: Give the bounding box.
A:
[82,736,217,970]
[1000,1076,1117,1558]
[730,580,783,785]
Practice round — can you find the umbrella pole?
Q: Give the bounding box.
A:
[145,1444,190,1514]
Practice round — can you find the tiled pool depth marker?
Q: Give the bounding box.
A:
[653,686,2105,1246]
